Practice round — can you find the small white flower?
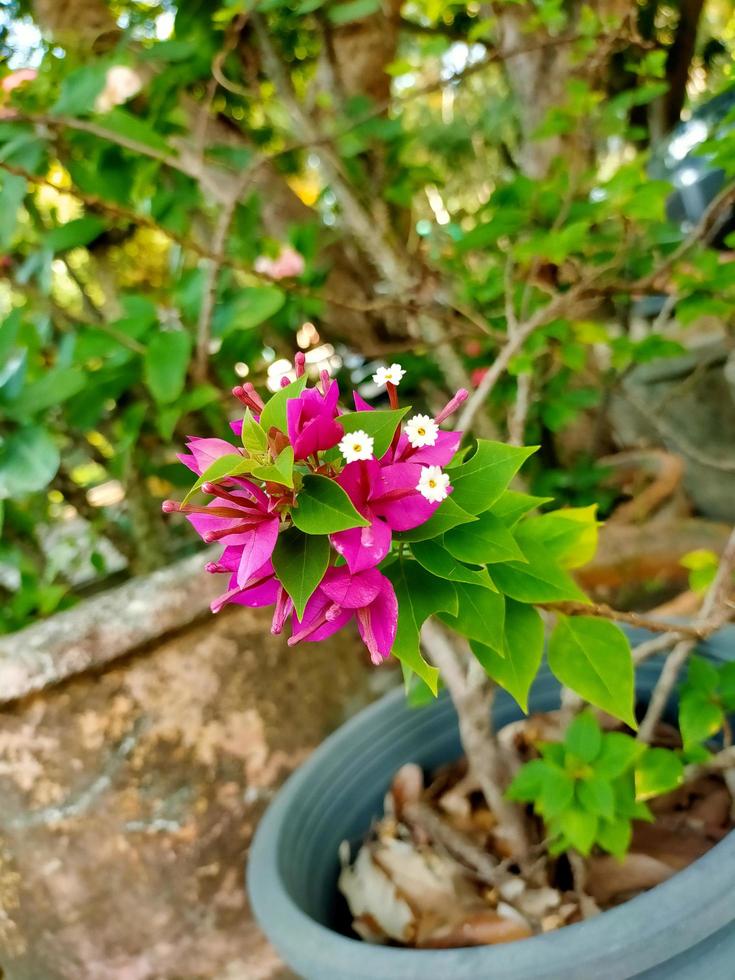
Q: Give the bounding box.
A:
[404,414,439,448]
[416,465,451,503]
[339,430,375,463]
[372,362,406,387]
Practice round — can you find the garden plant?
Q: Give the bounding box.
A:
[0,0,734,967]
[170,354,735,947]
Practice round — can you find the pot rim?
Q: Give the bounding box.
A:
[248,627,735,979]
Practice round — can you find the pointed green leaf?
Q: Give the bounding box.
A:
[593,732,644,779]
[45,216,106,253]
[218,286,285,333]
[291,473,369,534]
[0,426,59,499]
[410,539,496,589]
[597,816,632,859]
[517,506,599,569]
[144,331,191,404]
[385,559,458,695]
[507,759,549,802]
[444,510,527,565]
[396,496,478,542]
[560,807,598,855]
[241,408,268,456]
[271,528,330,618]
[564,711,602,763]
[577,777,615,820]
[338,407,410,458]
[679,692,724,747]
[548,616,636,728]
[259,374,308,434]
[538,766,576,819]
[491,540,588,603]
[252,446,295,488]
[183,453,257,501]
[493,490,552,526]
[470,600,544,711]
[635,747,684,801]
[448,440,537,515]
[438,582,505,651]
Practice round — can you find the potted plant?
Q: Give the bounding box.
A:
[165,354,735,979]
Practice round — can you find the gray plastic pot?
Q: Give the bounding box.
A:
[248,628,735,980]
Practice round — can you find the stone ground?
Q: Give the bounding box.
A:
[0,600,392,980]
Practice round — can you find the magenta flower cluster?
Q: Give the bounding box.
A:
[165,354,467,665]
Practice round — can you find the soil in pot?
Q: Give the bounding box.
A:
[338,711,735,950]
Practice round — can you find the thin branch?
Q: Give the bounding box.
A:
[638,527,735,743]
[508,372,532,445]
[540,601,708,639]
[421,619,530,859]
[0,160,410,315]
[194,168,254,381]
[402,800,506,886]
[633,631,682,664]
[684,744,735,783]
[633,180,735,292]
[457,284,586,432]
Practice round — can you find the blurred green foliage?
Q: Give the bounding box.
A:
[0,0,734,631]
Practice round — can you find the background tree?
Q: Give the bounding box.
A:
[0,0,733,631]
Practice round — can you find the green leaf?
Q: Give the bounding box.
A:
[493,490,552,526]
[384,560,458,695]
[683,655,719,696]
[251,446,295,488]
[439,582,505,651]
[97,108,170,152]
[410,539,495,589]
[597,816,632,860]
[292,474,369,535]
[547,616,636,728]
[560,807,598,855]
[635,748,684,801]
[593,732,644,779]
[328,0,381,24]
[184,453,257,501]
[52,64,107,115]
[614,776,653,820]
[564,712,602,763]
[538,766,576,819]
[45,216,106,253]
[259,374,308,434]
[218,286,286,333]
[519,506,599,569]
[271,528,330,618]
[240,409,268,456]
[143,331,191,404]
[5,366,86,418]
[396,496,478,542]
[679,692,724,747]
[507,758,549,802]
[0,426,60,499]
[470,600,544,711]
[444,510,526,565]
[448,440,537,515]
[577,776,615,820]
[338,407,410,458]
[491,539,588,603]
[719,663,735,711]
[0,174,26,249]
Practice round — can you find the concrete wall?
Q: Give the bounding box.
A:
[0,556,392,980]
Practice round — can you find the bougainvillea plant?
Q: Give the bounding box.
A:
[166,357,695,865]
